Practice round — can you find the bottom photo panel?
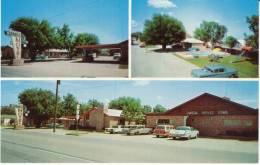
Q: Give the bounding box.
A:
[1,80,259,163]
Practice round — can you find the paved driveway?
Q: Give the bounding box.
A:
[1,128,258,163]
[1,58,128,78]
[131,45,198,77]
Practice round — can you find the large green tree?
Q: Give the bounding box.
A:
[61,93,78,116]
[1,106,16,115]
[54,24,74,54]
[153,104,167,113]
[10,17,56,60]
[194,21,227,49]
[73,33,99,46]
[225,36,238,48]
[142,14,186,50]
[86,99,103,109]
[19,88,59,127]
[245,15,259,49]
[109,96,145,124]
[73,33,100,56]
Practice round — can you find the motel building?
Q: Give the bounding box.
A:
[61,106,134,131]
[146,93,258,137]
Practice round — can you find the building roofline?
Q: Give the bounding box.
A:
[164,93,257,115]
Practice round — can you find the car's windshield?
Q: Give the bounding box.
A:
[204,67,213,72]
[156,126,165,129]
[175,126,191,130]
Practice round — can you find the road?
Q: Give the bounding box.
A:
[1,128,258,163]
[1,58,128,78]
[131,45,198,77]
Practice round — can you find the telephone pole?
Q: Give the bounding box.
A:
[53,80,61,133]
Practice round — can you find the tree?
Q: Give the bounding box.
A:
[194,21,227,49]
[109,96,145,124]
[61,93,78,116]
[1,106,16,115]
[142,105,152,114]
[10,17,56,60]
[18,88,59,127]
[153,104,166,113]
[225,36,238,48]
[79,103,90,114]
[131,32,142,40]
[54,24,74,57]
[86,99,103,109]
[73,33,99,56]
[142,14,186,50]
[245,15,258,49]
[73,33,99,46]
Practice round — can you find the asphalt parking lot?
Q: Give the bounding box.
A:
[1,128,258,163]
[1,58,128,78]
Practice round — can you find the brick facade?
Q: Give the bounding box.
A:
[146,93,258,137]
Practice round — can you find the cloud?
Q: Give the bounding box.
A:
[148,0,177,9]
[156,95,163,100]
[133,81,150,86]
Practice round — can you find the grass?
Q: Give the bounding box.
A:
[186,55,258,78]
[119,64,128,69]
[1,114,16,119]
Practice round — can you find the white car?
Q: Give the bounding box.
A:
[127,125,152,135]
[170,126,199,140]
[105,125,125,134]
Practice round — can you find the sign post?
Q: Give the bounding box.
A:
[14,103,25,129]
[5,29,24,66]
[76,104,80,131]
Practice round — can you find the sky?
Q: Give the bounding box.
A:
[1,80,259,109]
[1,0,128,45]
[132,0,259,40]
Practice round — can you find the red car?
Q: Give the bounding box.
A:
[153,125,174,137]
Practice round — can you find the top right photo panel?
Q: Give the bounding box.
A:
[131,0,259,78]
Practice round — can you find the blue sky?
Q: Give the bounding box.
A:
[132,0,258,40]
[1,80,258,109]
[1,0,128,45]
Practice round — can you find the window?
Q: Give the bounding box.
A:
[243,120,253,127]
[201,111,214,115]
[187,111,198,115]
[157,119,170,125]
[224,120,241,126]
[218,111,228,115]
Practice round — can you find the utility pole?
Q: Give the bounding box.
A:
[76,104,80,131]
[53,80,61,133]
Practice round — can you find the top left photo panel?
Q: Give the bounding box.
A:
[1,0,129,78]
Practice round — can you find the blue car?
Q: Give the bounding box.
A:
[191,65,238,78]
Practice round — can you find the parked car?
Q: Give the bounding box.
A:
[113,53,121,60]
[191,65,238,78]
[35,54,48,61]
[170,126,199,140]
[105,125,125,134]
[46,123,64,128]
[153,125,174,137]
[126,125,152,135]
[139,42,146,48]
[188,47,199,51]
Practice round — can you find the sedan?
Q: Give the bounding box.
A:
[191,65,238,78]
[170,126,199,140]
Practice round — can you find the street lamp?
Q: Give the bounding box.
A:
[53,80,61,133]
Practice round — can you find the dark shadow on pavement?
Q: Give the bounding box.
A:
[71,60,120,64]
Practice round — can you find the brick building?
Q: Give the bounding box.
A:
[84,107,124,131]
[146,93,258,137]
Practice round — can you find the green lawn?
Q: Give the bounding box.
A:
[186,55,258,78]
